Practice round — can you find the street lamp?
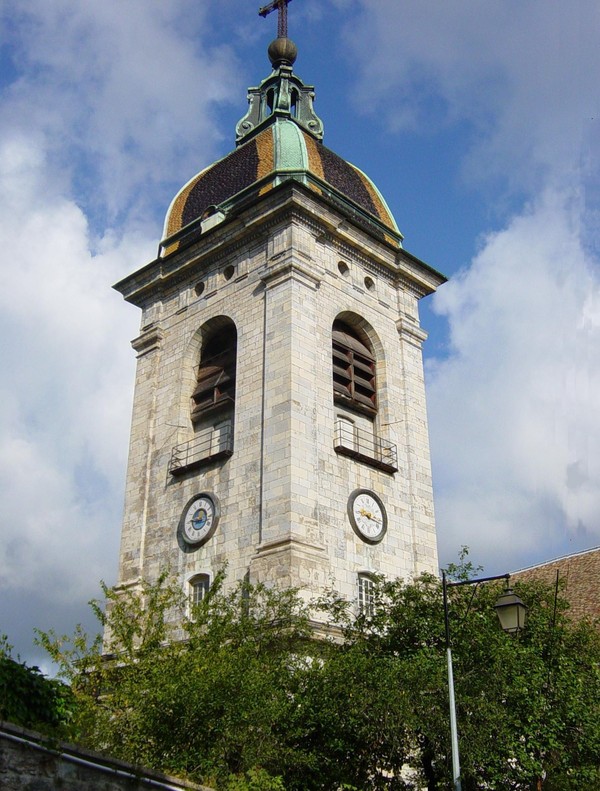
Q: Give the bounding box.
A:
[442,571,527,791]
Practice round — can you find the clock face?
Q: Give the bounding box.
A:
[348,489,387,544]
[179,493,220,547]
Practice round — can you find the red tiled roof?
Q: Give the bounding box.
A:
[512,547,600,624]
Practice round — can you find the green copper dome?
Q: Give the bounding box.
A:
[161,41,402,256]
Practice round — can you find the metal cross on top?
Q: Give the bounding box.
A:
[258,0,292,39]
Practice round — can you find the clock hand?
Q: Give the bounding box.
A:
[359,508,381,523]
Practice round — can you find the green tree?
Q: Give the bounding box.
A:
[38,572,311,789]
[37,564,600,790]
[313,566,600,790]
[0,634,74,732]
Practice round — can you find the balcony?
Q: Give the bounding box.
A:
[334,420,398,474]
[169,424,233,476]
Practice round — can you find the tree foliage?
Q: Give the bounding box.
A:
[37,560,600,790]
[0,634,74,731]
[323,568,600,790]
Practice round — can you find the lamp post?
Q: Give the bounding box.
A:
[442,571,527,791]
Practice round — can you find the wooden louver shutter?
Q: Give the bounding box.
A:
[191,328,236,423]
[332,322,376,415]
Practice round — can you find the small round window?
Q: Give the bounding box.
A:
[223,265,235,281]
[195,281,205,296]
[338,261,350,277]
[364,276,375,291]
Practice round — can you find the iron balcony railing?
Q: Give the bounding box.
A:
[169,424,233,475]
[333,420,398,474]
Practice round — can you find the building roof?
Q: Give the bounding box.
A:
[160,37,401,256]
[163,119,399,249]
[511,546,600,624]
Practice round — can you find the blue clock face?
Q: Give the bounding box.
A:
[180,494,219,546]
[191,508,208,530]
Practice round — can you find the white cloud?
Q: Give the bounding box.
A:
[337,0,600,571]
[0,0,239,662]
[427,184,600,570]
[0,133,155,668]
[345,0,600,189]
[0,135,145,604]
[0,0,239,223]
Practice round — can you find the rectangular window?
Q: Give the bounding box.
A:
[358,574,375,617]
[191,325,237,424]
[190,574,210,607]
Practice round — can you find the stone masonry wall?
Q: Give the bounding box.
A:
[0,721,210,791]
[113,183,443,614]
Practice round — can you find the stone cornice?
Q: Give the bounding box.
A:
[114,182,444,307]
[396,317,428,347]
[260,258,321,291]
[255,535,327,556]
[131,325,164,357]
[316,230,397,284]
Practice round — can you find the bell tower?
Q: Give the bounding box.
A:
[113,12,446,613]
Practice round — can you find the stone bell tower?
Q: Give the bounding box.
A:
[112,13,446,614]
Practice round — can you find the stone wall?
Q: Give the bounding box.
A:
[0,720,210,791]
[114,181,444,615]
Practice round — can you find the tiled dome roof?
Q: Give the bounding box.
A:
[162,119,400,254]
[160,43,402,255]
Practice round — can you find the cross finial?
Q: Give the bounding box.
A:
[258,0,292,39]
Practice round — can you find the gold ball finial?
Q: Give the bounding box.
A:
[268,37,298,67]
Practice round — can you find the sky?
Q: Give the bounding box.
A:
[0,0,598,667]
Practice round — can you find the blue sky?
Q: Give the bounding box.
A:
[1,0,599,666]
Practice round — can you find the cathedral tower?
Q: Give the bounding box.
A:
[113,17,446,614]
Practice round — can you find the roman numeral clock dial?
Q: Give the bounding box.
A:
[347,489,387,544]
[178,493,220,547]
